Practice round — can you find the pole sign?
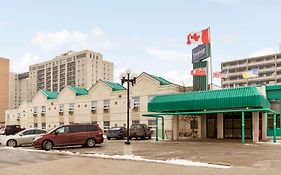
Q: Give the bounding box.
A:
[192,44,210,64]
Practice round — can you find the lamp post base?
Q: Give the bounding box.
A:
[125,141,131,145]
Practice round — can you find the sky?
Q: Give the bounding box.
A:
[1,0,281,86]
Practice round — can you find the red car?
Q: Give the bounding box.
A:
[32,124,103,150]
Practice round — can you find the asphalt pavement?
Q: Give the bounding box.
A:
[1,139,281,174]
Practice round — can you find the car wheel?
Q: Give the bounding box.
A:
[107,137,111,140]
[7,139,17,147]
[86,138,96,148]
[43,140,53,151]
[128,136,132,140]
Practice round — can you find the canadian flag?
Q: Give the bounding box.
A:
[187,28,210,45]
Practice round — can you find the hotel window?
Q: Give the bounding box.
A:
[103,99,110,112]
[103,121,110,130]
[69,103,74,111]
[59,104,64,112]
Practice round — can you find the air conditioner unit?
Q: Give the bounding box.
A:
[133,105,139,111]
[69,110,74,115]
[103,106,110,113]
[59,111,64,115]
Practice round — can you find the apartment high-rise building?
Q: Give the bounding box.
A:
[29,50,113,97]
[9,50,114,109]
[0,57,9,123]
[221,52,281,88]
[9,72,30,109]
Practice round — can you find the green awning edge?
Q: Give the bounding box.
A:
[148,86,270,113]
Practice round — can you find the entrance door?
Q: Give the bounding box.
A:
[207,117,217,138]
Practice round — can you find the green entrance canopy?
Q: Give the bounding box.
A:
[148,86,270,112]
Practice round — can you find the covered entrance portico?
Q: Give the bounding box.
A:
[144,86,277,144]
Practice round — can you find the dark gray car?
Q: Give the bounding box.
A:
[106,127,127,140]
[129,124,152,140]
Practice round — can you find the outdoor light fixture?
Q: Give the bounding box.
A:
[120,69,137,145]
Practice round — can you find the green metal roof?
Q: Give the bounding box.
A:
[40,90,58,99]
[103,81,126,91]
[266,84,281,100]
[68,86,88,96]
[150,74,171,85]
[148,86,270,112]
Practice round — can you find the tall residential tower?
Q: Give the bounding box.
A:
[0,57,9,123]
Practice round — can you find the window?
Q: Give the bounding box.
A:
[88,125,98,131]
[132,96,140,110]
[69,103,74,111]
[268,114,280,129]
[34,107,38,113]
[23,130,34,135]
[59,104,64,112]
[190,119,198,129]
[91,101,97,108]
[55,126,69,134]
[42,106,46,112]
[70,125,87,132]
[103,99,110,112]
[35,129,46,134]
[91,121,97,125]
[34,123,38,128]
[42,123,46,129]
[103,121,110,130]
[59,122,64,126]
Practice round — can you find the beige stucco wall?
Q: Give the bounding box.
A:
[5,73,181,138]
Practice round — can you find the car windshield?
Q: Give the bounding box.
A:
[131,125,142,129]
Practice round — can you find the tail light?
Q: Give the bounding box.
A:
[98,130,103,135]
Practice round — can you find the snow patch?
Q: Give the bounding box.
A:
[0,147,230,169]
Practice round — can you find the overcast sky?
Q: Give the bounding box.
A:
[1,0,281,86]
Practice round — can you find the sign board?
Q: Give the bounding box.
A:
[192,44,210,64]
[193,61,208,91]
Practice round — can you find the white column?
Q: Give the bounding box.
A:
[262,113,267,140]
[199,114,206,139]
[172,116,179,140]
[217,113,224,139]
[252,112,259,142]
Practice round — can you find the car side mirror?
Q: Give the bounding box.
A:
[19,134,23,136]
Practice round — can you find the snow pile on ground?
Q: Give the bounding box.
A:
[257,141,281,145]
[85,153,231,169]
[0,146,230,169]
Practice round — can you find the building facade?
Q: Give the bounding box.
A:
[9,50,114,109]
[29,50,113,97]
[221,53,281,88]
[5,73,184,138]
[9,72,30,109]
[0,57,9,123]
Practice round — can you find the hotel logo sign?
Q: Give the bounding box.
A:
[192,44,210,64]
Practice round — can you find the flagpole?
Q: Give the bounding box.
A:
[208,27,213,90]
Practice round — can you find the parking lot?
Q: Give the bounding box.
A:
[2,138,281,168]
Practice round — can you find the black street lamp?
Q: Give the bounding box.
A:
[121,69,137,145]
